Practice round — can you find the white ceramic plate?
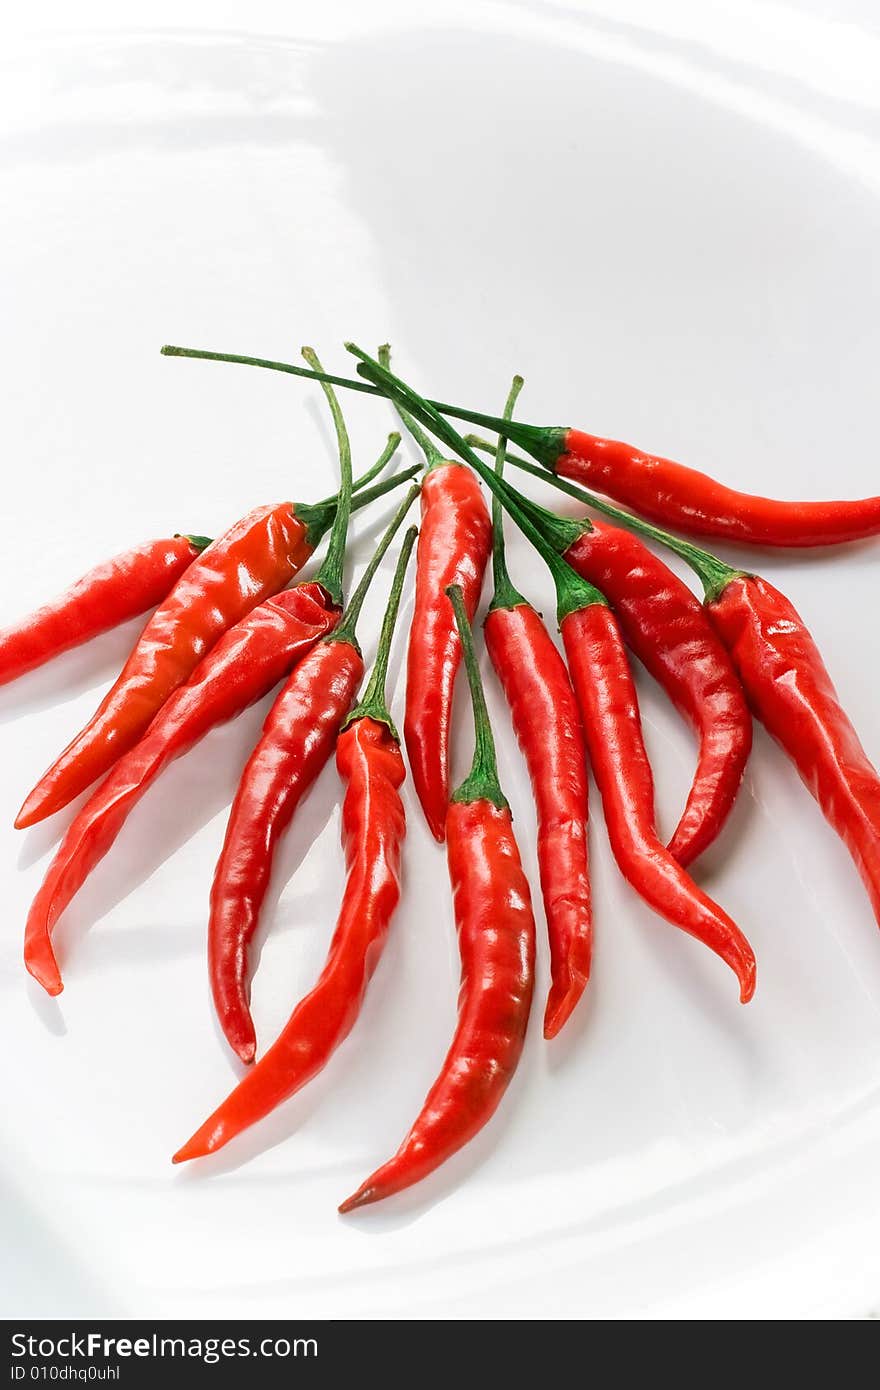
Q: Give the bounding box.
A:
[3,0,880,1320]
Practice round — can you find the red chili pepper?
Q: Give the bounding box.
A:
[483,378,592,1038]
[549,429,880,548]
[161,348,880,550]
[15,373,403,828]
[380,348,491,842]
[350,355,756,1003]
[23,582,338,997]
[173,528,415,1160]
[209,486,419,1064]
[596,513,880,935]
[709,576,880,921]
[560,602,754,1001]
[340,583,535,1212]
[0,534,212,688]
[471,445,753,869]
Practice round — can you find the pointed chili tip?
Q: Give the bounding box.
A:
[542,997,573,1041]
[338,1182,378,1215]
[171,1132,209,1165]
[543,974,590,1040]
[738,955,757,1004]
[25,955,63,997]
[15,797,43,830]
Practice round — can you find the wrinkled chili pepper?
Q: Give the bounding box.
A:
[348,353,757,1003]
[483,378,592,1037]
[15,357,400,830]
[23,582,339,997]
[209,485,420,1064]
[340,582,535,1212]
[161,348,880,550]
[174,528,415,1159]
[468,440,753,868]
[580,507,880,934]
[379,346,491,842]
[0,533,212,688]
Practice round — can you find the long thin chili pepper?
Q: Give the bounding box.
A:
[0,534,212,688]
[174,528,416,1160]
[209,484,420,1064]
[346,352,756,1002]
[1,446,402,698]
[23,584,338,997]
[559,499,880,935]
[379,345,491,842]
[15,364,393,829]
[163,344,880,547]
[340,583,535,1212]
[483,379,592,1038]
[22,469,415,993]
[468,437,753,868]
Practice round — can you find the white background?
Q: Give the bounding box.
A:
[2,1,880,1318]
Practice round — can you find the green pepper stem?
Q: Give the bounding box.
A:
[378,344,445,470]
[303,347,353,608]
[468,439,743,604]
[345,345,605,625]
[353,431,401,491]
[446,584,508,811]
[160,343,565,461]
[343,525,418,738]
[180,534,213,552]
[328,483,421,652]
[296,464,421,550]
[346,344,583,554]
[490,375,528,613]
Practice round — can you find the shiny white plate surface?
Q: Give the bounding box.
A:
[2,1,880,1319]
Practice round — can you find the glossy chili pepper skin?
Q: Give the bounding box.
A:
[555,429,880,548]
[175,717,406,1160]
[340,797,535,1212]
[561,603,756,1002]
[563,522,752,867]
[708,575,880,924]
[16,503,312,829]
[22,583,337,997]
[484,603,592,1037]
[210,638,364,1063]
[0,536,207,688]
[404,465,491,840]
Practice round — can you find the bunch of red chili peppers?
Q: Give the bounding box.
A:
[7,335,880,1215]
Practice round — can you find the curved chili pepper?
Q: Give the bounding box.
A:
[468,443,753,869]
[560,602,754,1000]
[709,575,880,923]
[15,393,402,829]
[340,583,535,1212]
[380,347,491,842]
[549,429,880,548]
[162,348,880,550]
[483,378,591,1038]
[584,504,880,933]
[22,583,339,996]
[210,486,419,1063]
[348,353,756,1003]
[174,529,415,1159]
[0,534,212,688]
